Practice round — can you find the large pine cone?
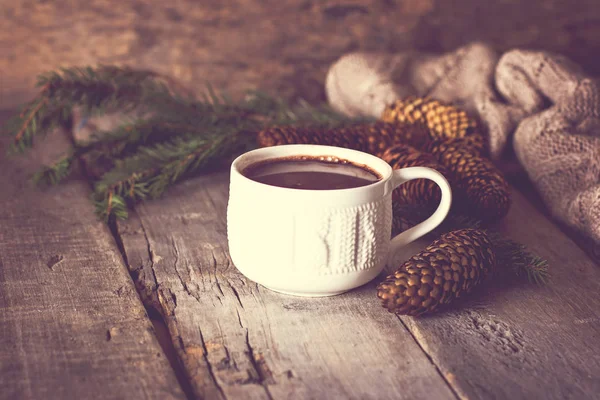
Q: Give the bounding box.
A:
[377,228,496,316]
[425,138,511,223]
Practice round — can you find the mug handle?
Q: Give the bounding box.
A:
[388,167,452,264]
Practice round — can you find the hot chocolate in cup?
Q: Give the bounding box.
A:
[227,144,452,297]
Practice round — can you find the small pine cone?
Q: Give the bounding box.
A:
[391,202,435,236]
[380,143,450,208]
[256,122,430,155]
[377,228,496,316]
[425,138,511,223]
[381,96,485,153]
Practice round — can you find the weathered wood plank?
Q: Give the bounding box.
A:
[393,189,600,400]
[118,167,600,400]
[0,111,185,400]
[117,173,457,400]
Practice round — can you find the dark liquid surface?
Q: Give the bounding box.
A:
[243,157,380,190]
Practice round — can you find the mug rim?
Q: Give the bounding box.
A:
[230,144,393,195]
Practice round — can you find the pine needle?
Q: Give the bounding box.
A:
[91,132,246,220]
[32,155,75,186]
[489,233,551,285]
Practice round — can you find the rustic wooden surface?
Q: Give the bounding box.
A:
[3,0,600,398]
[0,112,185,400]
[112,170,600,400]
[115,172,457,400]
[2,0,600,109]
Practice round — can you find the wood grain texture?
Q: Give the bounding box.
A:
[0,112,185,400]
[117,169,600,400]
[392,189,600,400]
[116,173,457,400]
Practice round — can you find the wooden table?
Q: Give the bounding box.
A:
[1,109,600,400]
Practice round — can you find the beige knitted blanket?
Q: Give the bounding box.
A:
[325,42,600,244]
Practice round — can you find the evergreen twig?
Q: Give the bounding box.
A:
[8,66,363,195]
[6,65,196,153]
[489,233,551,285]
[32,154,75,186]
[91,132,246,220]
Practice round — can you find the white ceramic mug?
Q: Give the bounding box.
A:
[227,144,452,297]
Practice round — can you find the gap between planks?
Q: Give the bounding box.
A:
[0,113,186,400]
[396,317,463,400]
[64,124,199,400]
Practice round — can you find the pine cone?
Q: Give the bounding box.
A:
[381,96,485,153]
[425,138,511,223]
[380,143,450,208]
[377,228,496,316]
[256,122,430,155]
[391,202,437,236]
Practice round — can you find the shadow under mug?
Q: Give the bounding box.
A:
[227,144,452,297]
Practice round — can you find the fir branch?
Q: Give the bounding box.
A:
[6,97,70,153]
[14,97,49,144]
[92,132,246,220]
[6,65,193,153]
[94,191,130,221]
[5,65,370,221]
[30,118,186,186]
[32,154,75,186]
[490,234,551,285]
[5,65,362,155]
[78,119,198,164]
[39,109,260,186]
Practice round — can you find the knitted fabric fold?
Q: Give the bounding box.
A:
[325,42,600,243]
